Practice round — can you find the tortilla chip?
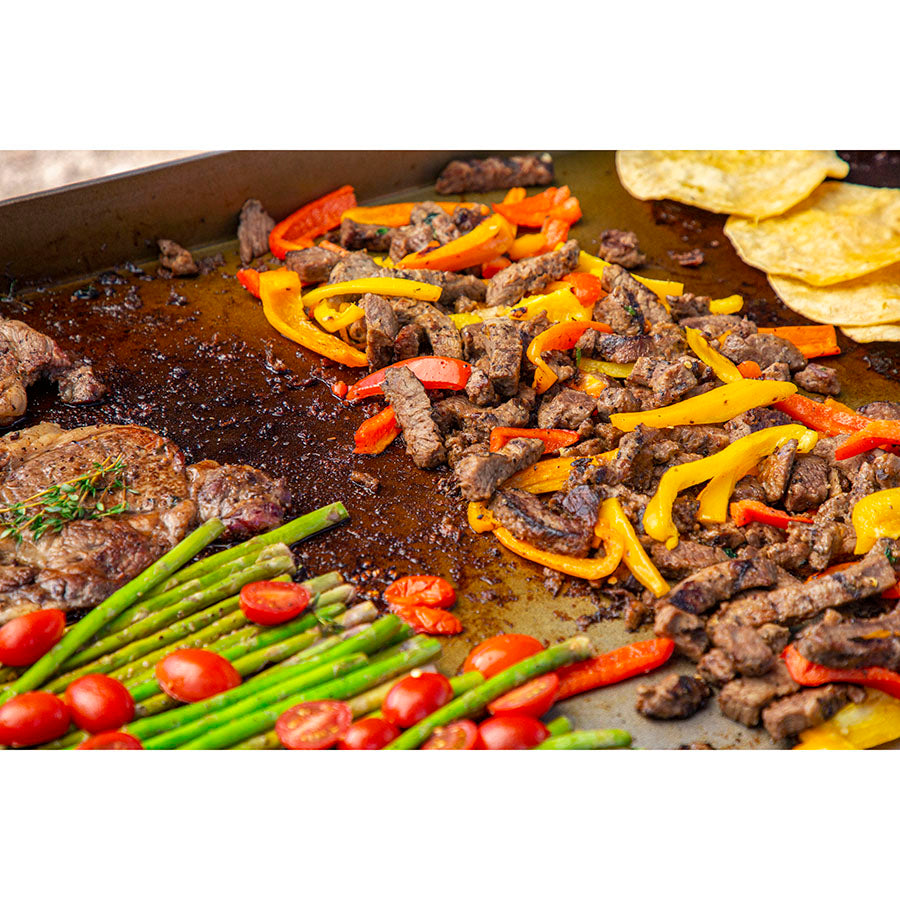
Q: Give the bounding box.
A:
[616,150,848,219]
[769,263,900,326]
[841,323,900,343]
[726,183,900,286]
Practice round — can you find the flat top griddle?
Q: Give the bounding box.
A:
[4,150,900,748]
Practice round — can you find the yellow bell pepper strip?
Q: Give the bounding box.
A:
[449,311,484,329]
[644,424,818,548]
[398,214,516,271]
[611,379,798,432]
[708,294,744,315]
[259,269,368,368]
[576,250,683,305]
[508,286,591,325]
[340,201,487,227]
[598,498,669,598]
[578,358,634,380]
[527,321,614,393]
[684,327,743,384]
[300,278,442,310]
[508,218,571,260]
[467,501,495,533]
[852,487,900,554]
[312,300,365,333]
[269,185,357,259]
[502,451,618,495]
[795,689,900,750]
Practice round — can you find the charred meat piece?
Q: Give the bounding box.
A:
[626,355,706,405]
[435,154,554,194]
[465,367,496,406]
[796,608,900,670]
[486,240,579,307]
[654,604,710,661]
[56,364,106,404]
[761,362,792,381]
[284,246,342,283]
[389,267,487,306]
[349,470,380,493]
[389,222,433,262]
[794,363,841,396]
[454,438,544,502]
[758,439,797,504]
[668,293,711,320]
[597,230,646,269]
[328,251,382,284]
[698,649,736,685]
[381,367,446,469]
[670,248,705,267]
[720,333,806,373]
[762,685,860,741]
[648,540,730,580]
[665,558,779,616]
[595,264,672,335]
[710,623,776,677]
[361,294,399,369]
[394,322,424,361]
[489,488,592,557]
[664,425,730,456]
[679,315,756,340]
[717,659,800,727]
[858,401,900,420]
[636,674,711,720]
[784,454,830,513]
[725,406,793,439]
[157,239,199,277]
[340,218,395,253]
[237,199,275,265]
[486,319,522,396]
[537,388,596,430]
[417,307,463,359]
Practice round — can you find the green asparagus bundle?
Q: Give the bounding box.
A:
[534,729,632,750]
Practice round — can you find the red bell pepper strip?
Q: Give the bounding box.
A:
[774,393,871,436]
[269,185,357,259]
[562,272,605,306]
[527,321,613,393]
[236,268,262,297]
[493,186,583,228]
[489,427,579,454]
[345,356,471,402]
[391,605,463,636]
[737,360,762,379]
[353,406,400,455]
[758,325,840,359]
[482,256,511,278]
[554,638,675,700]
[783,644,900,700]
[729,499,814,529]
[834,420,900,461]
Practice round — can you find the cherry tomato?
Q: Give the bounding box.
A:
[487,673,559,719]
[392,605,463,635]
[64,673,135,733]
[478,715,550,750]
[422,719,479,749]
[155,649,241,703]
[463,634,544,680]
[0,691,71,747]
[77,731,144,750]
[384,575,456,609]
[239,580,311,626]
[276,700,352,749]
[337,717,399,750]
[0,609,66,667]
[382,671,453,728]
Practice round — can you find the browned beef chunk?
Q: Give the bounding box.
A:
[762,685,860,741]
[725,406,793,439]
[594,385,643,420]
[486,240,579,307]
[797,608,900,670]
[340,218,395,252]
[157,239,198,277]
[452,205,487,234]
[284,246,342,283]
[486,319,522,396]
[664,425,730,456]
[858,401,900,420]
[626,355,706,405]
[720,333,806,373]
[417,307,462,358]
[558,484,601,525]
[237,199,275,265]
[381,367,445,469]
[590,334,657,365]
[665,558,779,615]
[537,389,596,430]
[758,439,797,504]
[394,322,424,360]
[389,223,433,262]
[465,367,496,406]
[654,604,709,661]
[718,539,899,627]
[732,474,767,504]
[758,623,791,655]
[717,659,799,727]
[57,364,106,403]
[636,674,711,720]
[361,294,399,369]
[671,248,705,267]
[610,424,667,493]
[328,251,381,284]
[489,488,592,556]
[794,363,841,396]
[349,470,380,493]
[435,154,554,194]
[648,540,729,579]
[597,229,646,268]
[761,362,792,381]
[784,454,830,513]
[668,293,711,319]
[595,264,673,335]
[389,268,487,306]
[433,391,535,442]
[698,649,736,685]
[454,438,544,501]
[680,315,757,340]
[710,623,775,677]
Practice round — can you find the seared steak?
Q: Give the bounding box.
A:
[381,367,446,469]
[598,230,646,269]
[489,488,592,557]
[237,199,275,265]
[285,246,343,282]
[636,674,711,719]
[435,154,554,194]
[454,438,544,501]
[762,685,862,741]
[796,608,900,670]
[664,558,779,615]
[486,240,579,307]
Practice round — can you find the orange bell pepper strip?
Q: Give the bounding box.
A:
[737,360,762,379]
[489,427,579,454]
[259,269,368,367]
[526,321,613,393]
[345,356,472,402]
[340,201,486,228]
[554,638,675,700]
[775,393,871,436]
[562,272,605,306]
[759,325,840,359]
[598,498,669,598]
[493,186,583,228]
[237,267,292,299]
[834,420,900,460]
[729,500,814,529]
[508,218,571,261]
[398,214,516,271]
[353,406,401,455]
[783,644,900,701]
[269,185,357,259]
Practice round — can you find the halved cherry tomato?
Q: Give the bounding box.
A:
[337,717,399,750]
[0,691,70,747]
[276,700,352,749]
[463,634,544,680]
[487,673,559,719]
[391,606,463,635]
[155,649,241,703]
[382,671,453,728]
[0,609,66,667]
[239,580,311,626]
[77,731,144,750]
[477,715,550,750]
[384,575,456,609]
[64,673,135,733]
[422,719,479,749]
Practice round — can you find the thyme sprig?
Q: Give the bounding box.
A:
[0,455,131,544]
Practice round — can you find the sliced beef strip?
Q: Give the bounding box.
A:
[668,292,711,320]
[796,608,900,670]
[654,604,709,661]
[858,401,900,420]
[664,425,731,456]
[595,264,672,335]
[389,222,433,262]
[717,659,799,727]
[580,328,687,366]
[389,268,487,305]
[237,199,275,265]
[784,454,830,513]
[717,539,899,627]
[762,685,861,741]
[435,154,554,194]
[328,251,382,284]
[454,438,544,501]
[725,407,792,439]
[417,307,463,358]
[625,355,706,405]
[761,362,792,381]
[284,246,342,282]
[433,392,534,441]
[394,322,424,360]
[609,424,667,493]
[794,363,841,396]
[157,239,198,277]
[597,229,646,268]
[537,388,596,430]
[758,439,797,504]
[680,314,757,340]
[380,367,446,469]
[710,623,776,677]
[486,319,522,396]
[340,218,395,252]
[664,558,779,615]
[361,294,399,369]
[698,649,736,685]
[56,364,106,404]
[636,674,711,720]
[758,623,791,655]
[720,333,806,373]
[489,488,592,557]
[647,540,729,580]
[594,384,643,420]
[558,484,601,525]
[465,367,497,406]
[485,240,579,307]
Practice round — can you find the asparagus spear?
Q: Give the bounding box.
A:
[0,518,225,703]
[545,715,573,737]
[534,729,632,750]
[184,636,442,749]
[386,636,592,749]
